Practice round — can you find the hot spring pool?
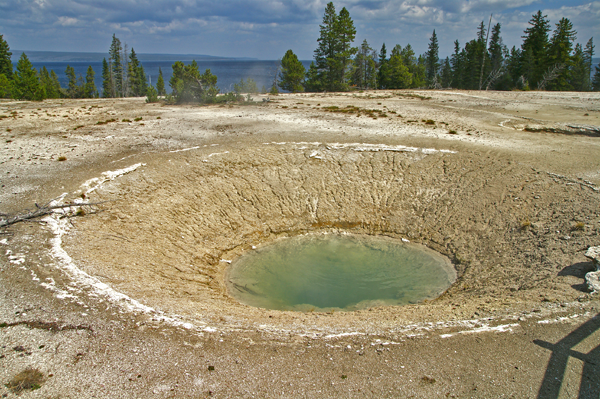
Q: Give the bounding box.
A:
[226,234,456,311]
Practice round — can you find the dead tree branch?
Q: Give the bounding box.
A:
[537,63,564,91]
[0,200,112,228]
[485,67,505,90]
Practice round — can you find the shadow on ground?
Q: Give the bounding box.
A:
[535,313,600,398]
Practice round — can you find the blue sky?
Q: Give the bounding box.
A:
[0,0,598,60]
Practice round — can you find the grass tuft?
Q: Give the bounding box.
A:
[5,368,46,394]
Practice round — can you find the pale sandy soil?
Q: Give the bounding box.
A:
[1,90,599,398]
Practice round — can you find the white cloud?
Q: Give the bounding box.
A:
[56,16,78,26]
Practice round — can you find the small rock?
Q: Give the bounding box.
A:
[584,246,600,294]
[585,246,600,266]
[585,271,600,294]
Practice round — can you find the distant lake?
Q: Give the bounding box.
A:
[15,59,314,95]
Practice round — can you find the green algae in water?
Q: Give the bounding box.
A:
[226,234,456,311]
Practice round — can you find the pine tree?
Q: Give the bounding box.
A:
[546,17,576,90]
[40,67,61,99]
[425,30,440,85]
[109,34,123,97]
[156,67,165,96]
[0,34,12,80]
[0,73,12,98]
[350,40,376,90]
[126,48,148,97]
[520,11,551,88]
[278,49,306,92]
[311,2,338,91]
[486,23,507,90]
[304,62,321,92]
[400,44,423,88]
[169,61,219,103]
[84,66,98,98]
[377,43,389,89]
[128,48,141,96]
[583,38,594,91]
[387,45,412,89]
[50,70,62,97]
[476,21,492,90]
[488,23,505,72]
[309,2,356,92]
[101,58,112,98]
[592,65,600,91]
[450,40,464,89]
[570,44,587,91]
[65,65,78,98]
[463,39,482,89]
[333,7,357,90]
[65,65,83,98]
[414,55,427,88]
[506,46,522,88]
[138,65,148,96]
[440,57,452,87]
[14,53,44,101]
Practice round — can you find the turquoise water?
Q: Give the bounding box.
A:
[226,234,456,311]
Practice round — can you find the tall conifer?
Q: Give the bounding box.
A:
[583,38,594,90]
[84,66,98,98]
[425,30,440,85]
[333,7,357,90]
[156,67,165,96]
[279,49,306,92]
[546,17,576,90]
[101,58,112,98]
[109,34,123,97]
[14,53,44,101]
[521,11,551,88]
[65,65,78,98]
[592,65,600,91]
[0,34,12,80]
[377,43,389,89]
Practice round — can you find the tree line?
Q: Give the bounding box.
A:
[0,33,166,100]
[279,3,600,92]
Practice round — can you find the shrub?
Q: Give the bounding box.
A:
[146,86,159,103]
[6,368,46,393]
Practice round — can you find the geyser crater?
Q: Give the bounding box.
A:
[60,141,600,332]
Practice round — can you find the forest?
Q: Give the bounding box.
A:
[279,3,600,93]
[1,2,599,102]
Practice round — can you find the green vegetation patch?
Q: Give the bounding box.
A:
[322,105,388,118]
[5,368,46,394]
[96,118,116,125]
[398,93,431,100]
